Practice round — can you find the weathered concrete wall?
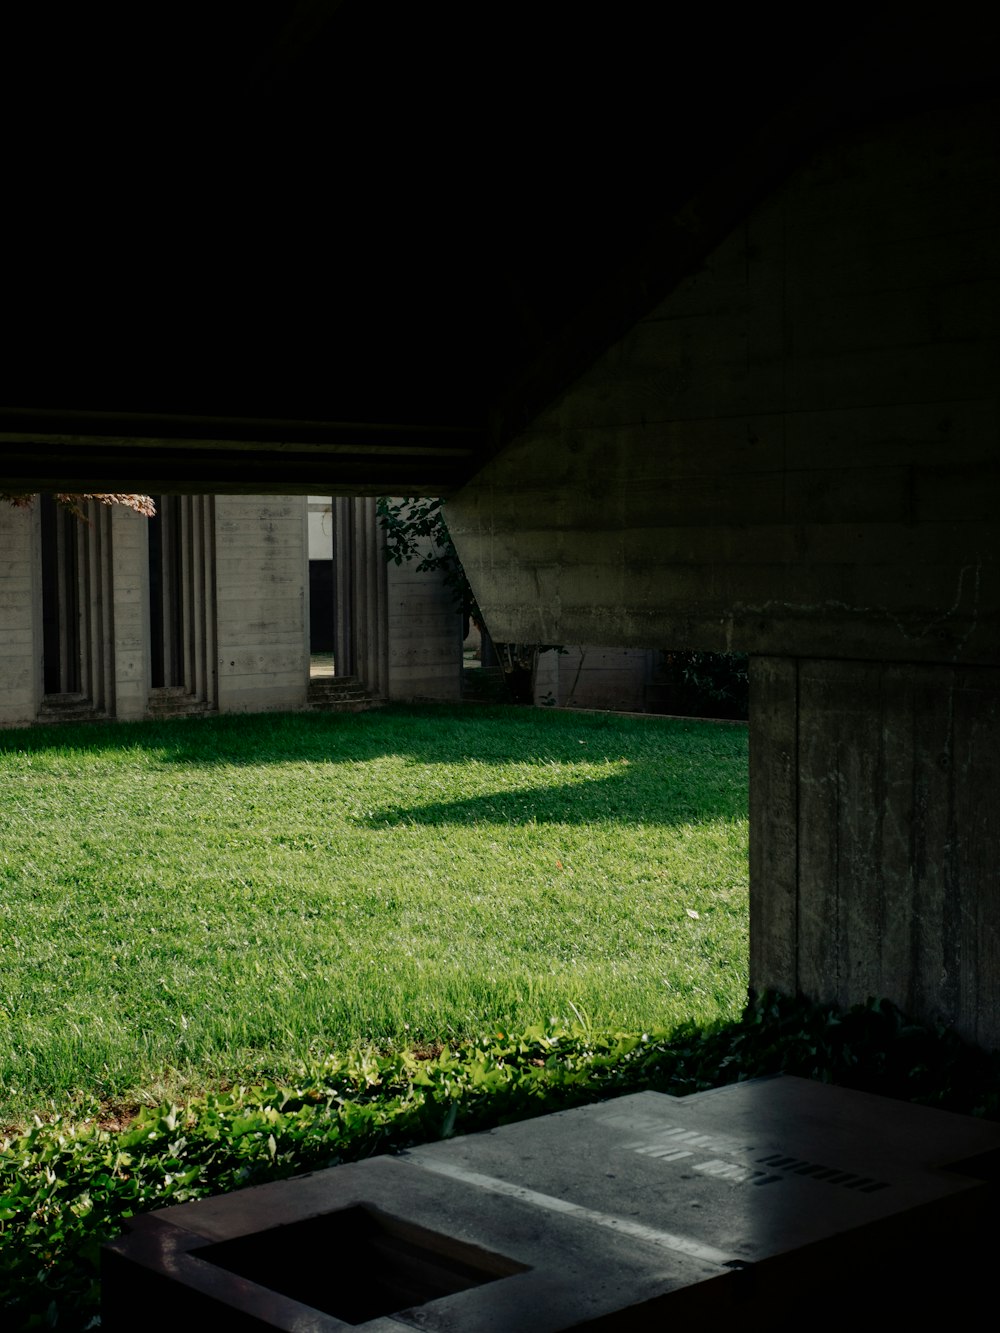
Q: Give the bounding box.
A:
[448,100,1000,1045]
[109,506,150,720]
[534,646,651,712]
[386,546,462,702]
[215,496,308,712]
[750,657,1000,1047]
[0,504,41,725]
[449,100,998,666]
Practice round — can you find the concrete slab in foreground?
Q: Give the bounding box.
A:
[102,1076,1000,1329]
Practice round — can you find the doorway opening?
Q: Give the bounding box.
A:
[308,496,336,679]
[38,495,111,718]
[146,496,217,713]
[40,494,82,696]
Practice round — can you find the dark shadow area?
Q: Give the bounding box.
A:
[355,770,741,829]
[195,1204,528,1325]
[0,707,746,830]
[0,705,745,770]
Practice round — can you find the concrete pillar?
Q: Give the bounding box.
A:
[215,496,308,712]
[108,504,151,720]
[750,657,1000,1049]
[0,502,42,725]
[330,497,391,697]
[332,496,356,676]
[77,501,113,713]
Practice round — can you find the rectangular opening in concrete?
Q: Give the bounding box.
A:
[191,1202,530,1325]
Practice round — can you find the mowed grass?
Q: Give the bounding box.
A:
[0,705,748,1126]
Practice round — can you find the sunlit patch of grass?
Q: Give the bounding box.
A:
[0,705,748,1125]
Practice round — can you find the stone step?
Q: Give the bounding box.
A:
[306,675,376,712]
[307,676,366,697]
[36,693,106,724]
[146,691,216,719]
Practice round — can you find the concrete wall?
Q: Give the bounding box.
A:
[215,495,309,713]
[0,504,41,725]
[750,657,1000,1048]
[0,501,149,724]
[450,100,998,665]
[109,505,151,720]
[448,100,1000,1044]
[533,646,651,712]
[386,545,462,701]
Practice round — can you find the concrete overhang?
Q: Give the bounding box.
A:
[2,4,993,499]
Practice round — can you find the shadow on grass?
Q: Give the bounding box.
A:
[0,704,746,770]
[3,707,747,828]
[357,768,741,828]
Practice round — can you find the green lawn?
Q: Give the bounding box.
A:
[0,704,748,1127]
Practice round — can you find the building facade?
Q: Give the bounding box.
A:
[0,495,462,727]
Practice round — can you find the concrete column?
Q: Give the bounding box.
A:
[0,502,42,725]
[332,497,355,676]
[109,504,151,720]
[354,497,389,699]
[750,656,1000,1049]
[78,501,113,713]
[215,496,307,713]
[181,495,217,704]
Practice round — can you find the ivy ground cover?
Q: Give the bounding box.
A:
[0,704,748,1128]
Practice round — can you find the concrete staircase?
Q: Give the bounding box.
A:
[145,687,216,720]
[35,692,106,724]
[306,674,377,712]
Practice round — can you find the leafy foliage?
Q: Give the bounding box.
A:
[654,650,749,720]
[376,497,475,621]
[1,493,156,518]
[3,992,998,1331]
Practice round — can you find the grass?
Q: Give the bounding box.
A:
[0,704,748,1128]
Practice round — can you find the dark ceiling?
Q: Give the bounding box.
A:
[1,2,994,494]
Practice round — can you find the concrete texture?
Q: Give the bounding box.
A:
[750,657,1000,1046]
[447,99,1000,1045]
[215,495,308,714]
[0,504,41,725]
[448,102,999,665]
[386,549,462,702]
[103,1076,1000,1329]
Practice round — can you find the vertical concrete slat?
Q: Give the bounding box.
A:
[352,498,369,689]
[904,666,959,1031]
[333,497,355,677]
[181,497,195,695]
[99,505,115,715]
[836,661,885,1007]
[59,506,80,694]
[188,497,206,701]
[949,669,1000,1047]
[796,659,847,1005]
[109,504,149,721]
[300,494,310,692]
[877,663,920,1017]
[204,496,218,706]
[0,503,43,724]
[363,496,389,700]
[30,504,43,717]
[81,503,98,704]
[748,656,799,997]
